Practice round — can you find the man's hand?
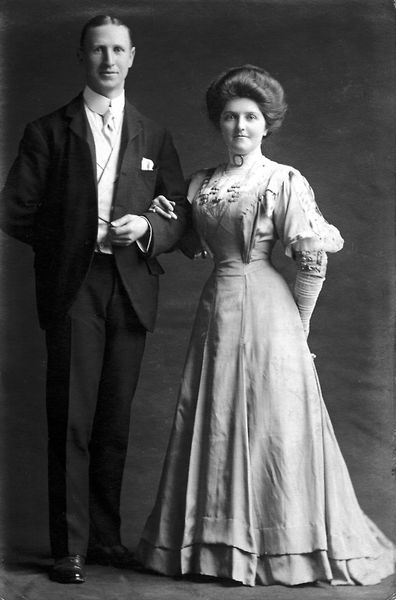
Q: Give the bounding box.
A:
[109,215,149,246]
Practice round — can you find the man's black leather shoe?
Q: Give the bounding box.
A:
[50,555,86,583]
[86,544,134,568]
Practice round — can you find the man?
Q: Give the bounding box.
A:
[0,15,188,584]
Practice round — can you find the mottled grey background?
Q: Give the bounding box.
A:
[0,1,394,598]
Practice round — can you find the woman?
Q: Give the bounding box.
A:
[135,65,394,586]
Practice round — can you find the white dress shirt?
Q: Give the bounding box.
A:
[83,86,151,254]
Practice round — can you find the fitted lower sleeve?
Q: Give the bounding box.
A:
[293,249,327,337]
[293,272,324,338]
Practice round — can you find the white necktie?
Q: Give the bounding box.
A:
[102,108,115,146]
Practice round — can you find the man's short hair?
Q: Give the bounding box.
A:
[79,15,134,49]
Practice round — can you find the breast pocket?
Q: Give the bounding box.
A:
[115,168,159,215]
[136,169,158,201]
[140,167,157,185]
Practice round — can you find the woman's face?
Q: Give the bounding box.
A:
[219,97,268,158]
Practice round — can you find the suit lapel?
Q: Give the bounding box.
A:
[112,101,146,218]
[65,96,146,218]
[119,101,143,170]
[66,94,89,140]
[65,95,143,171]
[123,100,143,140]
[66,94,97,177]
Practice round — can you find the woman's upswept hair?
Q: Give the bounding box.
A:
[206,64,287,135]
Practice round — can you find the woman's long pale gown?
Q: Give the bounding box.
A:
[136,158,394,586]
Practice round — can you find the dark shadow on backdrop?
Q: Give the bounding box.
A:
[0,0,394,564]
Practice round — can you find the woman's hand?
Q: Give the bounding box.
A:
[148,195,178,220]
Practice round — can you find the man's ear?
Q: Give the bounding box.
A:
[76,48,84,64]
[128,47,136,69]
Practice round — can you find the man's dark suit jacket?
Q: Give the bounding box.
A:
[0,94,188,331]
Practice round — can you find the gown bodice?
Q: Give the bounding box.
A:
[190,157,343,272]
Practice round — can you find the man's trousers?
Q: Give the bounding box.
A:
[45,253,146,558]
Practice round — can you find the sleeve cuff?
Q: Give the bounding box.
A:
[136,216,152,254]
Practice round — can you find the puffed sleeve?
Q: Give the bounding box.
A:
[272,168,344,258]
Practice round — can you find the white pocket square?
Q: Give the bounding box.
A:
[141,157,155,171]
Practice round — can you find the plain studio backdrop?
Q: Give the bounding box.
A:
[0,1,394,599]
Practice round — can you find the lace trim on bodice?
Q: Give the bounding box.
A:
[188,161,344,258]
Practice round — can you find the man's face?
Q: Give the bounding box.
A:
[78,24,135,98]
